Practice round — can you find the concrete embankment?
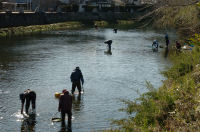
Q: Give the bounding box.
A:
[0,12,134,28]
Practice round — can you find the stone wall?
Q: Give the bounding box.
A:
[0,12,134,28]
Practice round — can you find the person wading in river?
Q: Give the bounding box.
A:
[70,67,84,94]
[104,40,112,53]
[19,89,36,114]
[58,89,72,129]
[165,33,170,47]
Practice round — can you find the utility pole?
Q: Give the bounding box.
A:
[30,0,31,11]
[27,0,28,11]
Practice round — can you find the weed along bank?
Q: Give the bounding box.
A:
[104,1,200,132]
[1,0,200,132]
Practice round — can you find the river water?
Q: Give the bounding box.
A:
[0,28,174,132]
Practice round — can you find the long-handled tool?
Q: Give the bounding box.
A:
[82,84,84,92]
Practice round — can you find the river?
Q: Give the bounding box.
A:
[0,28,175,132]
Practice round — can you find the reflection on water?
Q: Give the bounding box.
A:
[164,47,169,58]
[104,50,112,55]
[59,125,72,132]
[21,113,36,132]
[72,94,83,113]
[0,29,177,132]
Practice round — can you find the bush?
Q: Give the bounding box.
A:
[108,34,200,131]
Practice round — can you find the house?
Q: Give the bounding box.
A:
[1,0,30,12]
[79,0,113,12]
[120,0,141,5]
[134,0,141,5]
[140,0,157,4]
[59,0,70,4]
[32,0,60,12]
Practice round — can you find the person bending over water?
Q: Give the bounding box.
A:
[152,40,159,52]
[176,41,181,52]
[104,40,112,53]
[113,28,118,33]
[19,89,36,114]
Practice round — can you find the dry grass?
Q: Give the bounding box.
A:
[105,34,200,132]
[0,22,83,38]
[153,5,199,36]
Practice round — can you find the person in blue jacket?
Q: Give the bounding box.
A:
[70,67,84,94]
[152,40,159,52]
[165,33,169,47]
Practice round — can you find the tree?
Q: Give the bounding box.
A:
[0,0,3,11]
[155,0,199,7]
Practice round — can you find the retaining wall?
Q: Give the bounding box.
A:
[0,12,134,28]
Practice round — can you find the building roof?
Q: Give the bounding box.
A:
[5,0,28,3]
[1,1,27,4]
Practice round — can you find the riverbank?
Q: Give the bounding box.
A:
[153,4,199,37]
[0,22,83,38]
[94,20,135,28]
[0,20,135,38]
[104,3,200,132]
[105,35,200,132]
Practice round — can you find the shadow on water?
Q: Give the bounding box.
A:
[59,127,72,132]
[59,123,72,132]
[104,50,112,55]
[164,47,169,58]
[72,94,83,112]
[21,113,36,132]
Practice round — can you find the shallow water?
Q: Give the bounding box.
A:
[0,28,175,132]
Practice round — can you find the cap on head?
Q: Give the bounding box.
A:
[76,67,80,70]
[62,89,68,94]
[24,89,30,93]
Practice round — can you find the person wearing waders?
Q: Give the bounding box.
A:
[19,89,36,114]
[58,89,72,129]
[165,33,169,47]
[113,28,118,33]
[70,67,84,94]
[104,40,112,53]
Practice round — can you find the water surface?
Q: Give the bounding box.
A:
[0,28,174,132]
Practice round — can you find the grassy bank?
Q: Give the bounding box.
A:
[0,22,83,38]
[153,4,200,37]
[104,34,200,132]
[94,20,135,29]
[103,3,200,132]
[0,20,136,38]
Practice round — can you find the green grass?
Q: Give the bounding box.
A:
[0,20,137,38]
[153,5,199,37]
[154,5,199,29]
[94,21,109,27]
[104,5,200,131]
[0,22,83,38]
[105,33,200,131]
